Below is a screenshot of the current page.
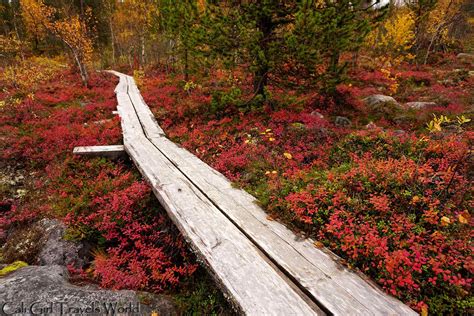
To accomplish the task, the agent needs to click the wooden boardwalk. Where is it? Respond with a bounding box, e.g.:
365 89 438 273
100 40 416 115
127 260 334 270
108 71 417 315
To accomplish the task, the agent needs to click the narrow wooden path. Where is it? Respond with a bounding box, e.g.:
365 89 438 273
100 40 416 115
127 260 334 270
108 71 417 315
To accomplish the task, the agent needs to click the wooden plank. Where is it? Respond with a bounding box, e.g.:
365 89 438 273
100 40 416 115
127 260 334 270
110 70 416 315
73 145 126 159
108 70 128 94
126 77 165 138
112 73 323 315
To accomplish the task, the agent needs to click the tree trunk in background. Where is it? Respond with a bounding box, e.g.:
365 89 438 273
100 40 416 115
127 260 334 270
141 35 146 67
184 47 189 82
253 12 272 98
109 18 116 65
72 50 89 87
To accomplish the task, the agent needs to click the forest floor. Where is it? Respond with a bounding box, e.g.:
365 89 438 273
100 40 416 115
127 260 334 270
138 54 473 314
0 69 232 315
0 53 473 314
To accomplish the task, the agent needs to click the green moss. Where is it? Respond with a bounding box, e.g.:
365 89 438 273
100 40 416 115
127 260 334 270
0 261 28 277
173 267 235 315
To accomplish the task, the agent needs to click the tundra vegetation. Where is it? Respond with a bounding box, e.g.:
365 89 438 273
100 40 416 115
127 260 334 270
0 0 473 314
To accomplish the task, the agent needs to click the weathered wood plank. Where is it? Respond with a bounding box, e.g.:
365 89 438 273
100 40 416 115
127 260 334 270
126 80 165 137
110 70 417 315
73 145 126 159
112 71 323 315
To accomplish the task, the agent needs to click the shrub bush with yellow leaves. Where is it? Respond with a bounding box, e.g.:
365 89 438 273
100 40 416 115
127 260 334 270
1 56 66 93
365 8 416 68
421 0 466 60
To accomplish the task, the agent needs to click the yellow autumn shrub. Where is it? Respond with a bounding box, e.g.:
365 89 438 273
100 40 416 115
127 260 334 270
365 8 416 67
425 0 465 48
1 56 66 92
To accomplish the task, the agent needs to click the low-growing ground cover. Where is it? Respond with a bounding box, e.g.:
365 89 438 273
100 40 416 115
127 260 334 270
140 56 473 314
0 67 228 314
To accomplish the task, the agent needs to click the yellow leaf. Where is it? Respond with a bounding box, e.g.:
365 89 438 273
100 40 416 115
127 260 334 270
244 139 250 144
440 216 451 226
271 170 277 174
421 305 428 316
265 128 272 132
283 152 293 160
314 241 324 248
151 311 160 316
265 171 270 175
458 214 468 224
269 137 275 142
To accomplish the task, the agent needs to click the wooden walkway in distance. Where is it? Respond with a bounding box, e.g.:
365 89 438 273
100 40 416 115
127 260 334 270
108 70 417 315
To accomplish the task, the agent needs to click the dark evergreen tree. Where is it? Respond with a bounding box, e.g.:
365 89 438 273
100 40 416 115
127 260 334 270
288 0 387 94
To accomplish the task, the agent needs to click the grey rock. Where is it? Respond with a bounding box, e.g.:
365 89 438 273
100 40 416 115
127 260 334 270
443 124 459 133
334 116 352 127
393 130 406 136
363 94 402 118
406 102 437 110
363 95 400 109
0 265 176 316
37 219 88 268
393 115 414 125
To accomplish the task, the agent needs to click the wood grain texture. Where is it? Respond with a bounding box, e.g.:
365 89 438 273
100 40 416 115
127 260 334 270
108 70 418 316
110 71 323 316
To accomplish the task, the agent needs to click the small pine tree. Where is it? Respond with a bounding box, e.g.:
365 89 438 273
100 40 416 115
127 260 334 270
159 0 204 81
289 0 387 94
205 0 298 99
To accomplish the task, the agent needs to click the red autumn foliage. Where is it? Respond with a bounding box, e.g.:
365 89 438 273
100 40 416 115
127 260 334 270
139 57 473 313
0 69 196 293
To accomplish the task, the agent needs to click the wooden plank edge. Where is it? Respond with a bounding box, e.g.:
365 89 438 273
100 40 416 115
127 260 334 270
73 145 127 159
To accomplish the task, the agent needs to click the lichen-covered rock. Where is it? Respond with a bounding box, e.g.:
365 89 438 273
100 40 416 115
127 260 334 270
0 265 176 315
36 219 89 268
363 94 400 108
393 115 415 126
406 102 437 109
393 130 406 136
2 219 89 268
1 225 44 264
0 261 28 277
